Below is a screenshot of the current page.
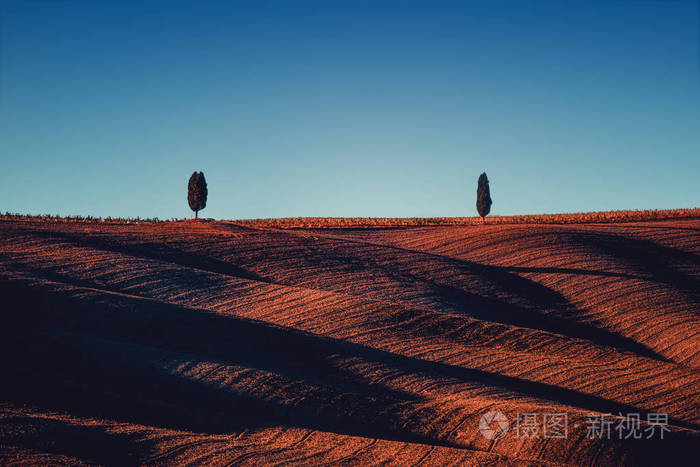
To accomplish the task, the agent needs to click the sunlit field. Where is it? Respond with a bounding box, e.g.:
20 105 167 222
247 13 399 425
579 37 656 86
2 214 699 465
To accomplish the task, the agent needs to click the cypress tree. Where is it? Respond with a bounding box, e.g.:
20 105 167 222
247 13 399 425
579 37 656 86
187 171 208 220
476 172 492 223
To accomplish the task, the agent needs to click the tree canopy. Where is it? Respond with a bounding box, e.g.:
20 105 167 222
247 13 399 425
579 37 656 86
476 172 492 221
188 171 208 219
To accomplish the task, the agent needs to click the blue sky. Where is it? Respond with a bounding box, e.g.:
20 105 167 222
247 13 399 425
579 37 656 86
1 0 698 219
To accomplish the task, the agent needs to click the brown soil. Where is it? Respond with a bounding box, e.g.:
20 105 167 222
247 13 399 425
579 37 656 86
1 218 698 465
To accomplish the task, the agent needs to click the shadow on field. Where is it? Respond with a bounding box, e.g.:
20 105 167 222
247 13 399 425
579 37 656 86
1 276 697 442
0 277 432 446
575 231 700 295
286 234 670 361
5 225 672 362
0 415 146 466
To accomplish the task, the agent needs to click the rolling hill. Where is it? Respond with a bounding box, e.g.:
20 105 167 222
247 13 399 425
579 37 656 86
1 215 699 465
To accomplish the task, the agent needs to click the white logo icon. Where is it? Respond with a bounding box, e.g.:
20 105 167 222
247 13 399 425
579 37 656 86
479 411 509 440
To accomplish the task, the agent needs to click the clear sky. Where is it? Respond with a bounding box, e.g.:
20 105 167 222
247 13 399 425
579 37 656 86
1 0 698 220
